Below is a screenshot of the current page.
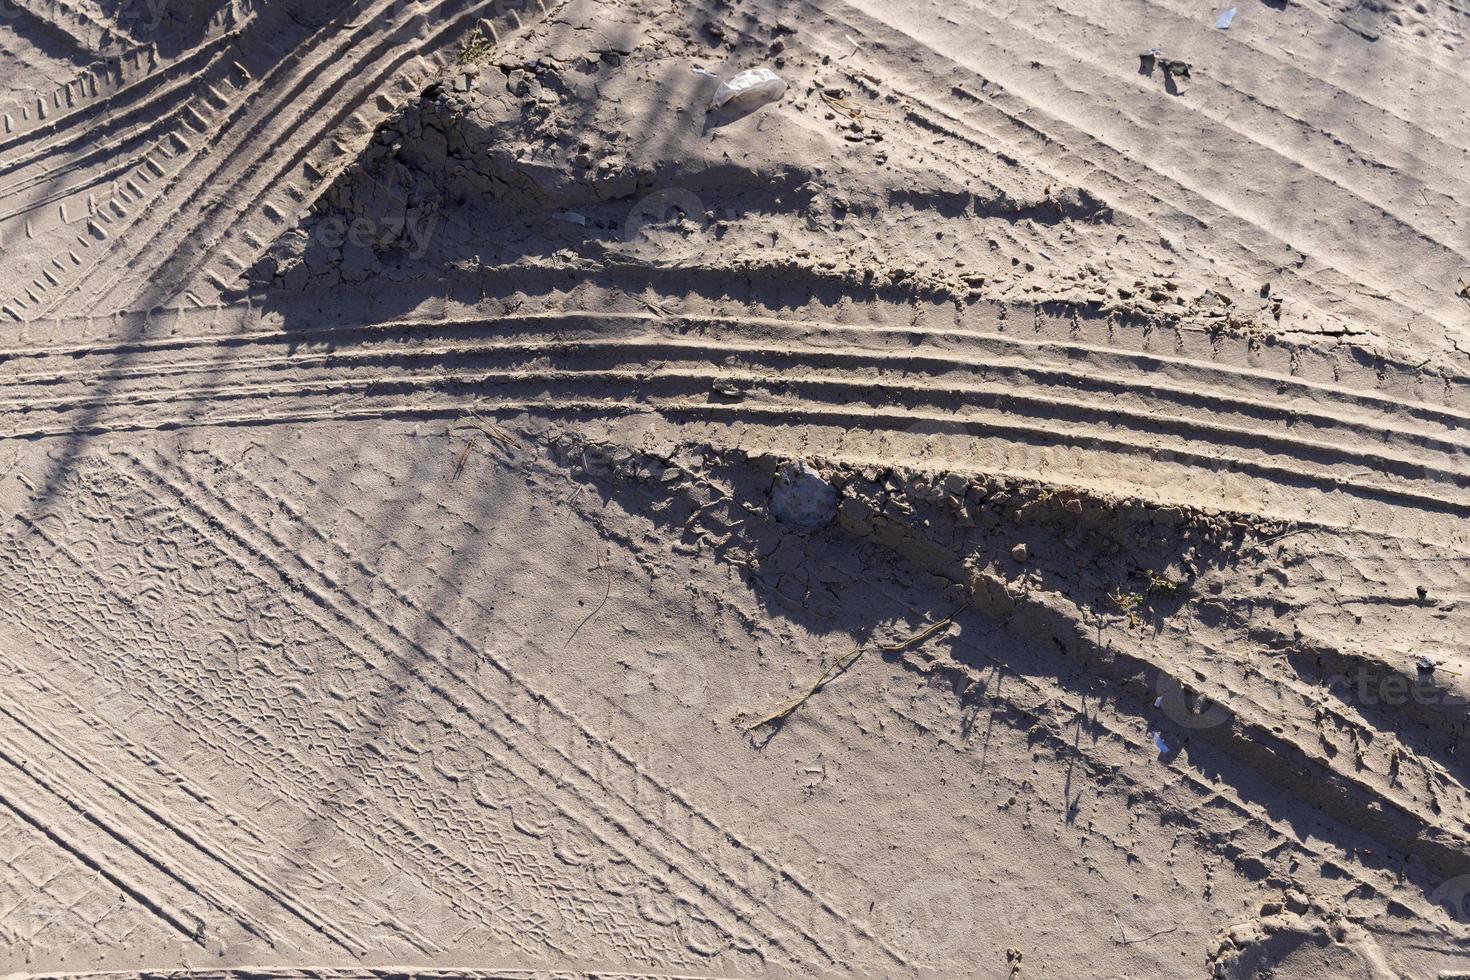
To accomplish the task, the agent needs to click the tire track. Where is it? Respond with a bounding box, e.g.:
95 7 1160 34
5 323 1467 461
0 680 382 955
0 310 1465 526
2 0 410 317
0 37 243 194
1024 0 1470 258
0 717 294 951
3 0 138 61
0 54 256 319
4 0 1466 970
146 446 909 971
1 510 567 962
0 0 262 163
179 1 557 304
544 434 1470 960
1 379 1465 539
0 652 441 955
1 306 1464 433
3 338 1469 500
789 0 1457 351
1130 0 1470 156
829 453 1470 881
47 0 520 317
0 740 212 946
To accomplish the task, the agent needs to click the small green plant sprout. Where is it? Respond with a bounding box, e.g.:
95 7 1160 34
1109 568 1185 630
1145 570 1179 595
1112 590 1146 630
458 29 494 65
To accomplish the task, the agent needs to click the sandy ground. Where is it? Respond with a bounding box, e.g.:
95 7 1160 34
0 0 1468 977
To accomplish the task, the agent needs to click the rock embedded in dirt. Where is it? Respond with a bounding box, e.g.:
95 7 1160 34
770 461 838 529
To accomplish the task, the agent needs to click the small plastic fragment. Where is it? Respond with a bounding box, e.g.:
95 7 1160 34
1152 732 1170 755
1217 7 1237 29
708 67 787 112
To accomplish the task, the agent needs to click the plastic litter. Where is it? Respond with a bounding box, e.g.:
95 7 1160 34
1152 732 1170 755
1216 7 1237 29
553 211 587 226
708 67 787 112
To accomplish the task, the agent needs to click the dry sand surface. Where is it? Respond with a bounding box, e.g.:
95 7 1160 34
0 0 1468 976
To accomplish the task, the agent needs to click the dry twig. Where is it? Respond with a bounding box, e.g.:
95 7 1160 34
744 609 960 731
461 408 517 452
452 437 477 481
565 550 612 649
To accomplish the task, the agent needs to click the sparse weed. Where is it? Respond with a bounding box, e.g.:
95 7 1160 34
1111 569 1182 629
457 29 495 65
1112 590 1145 630
1146 570 1178 595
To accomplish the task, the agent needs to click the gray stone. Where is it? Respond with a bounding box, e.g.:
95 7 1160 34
771 461 837 530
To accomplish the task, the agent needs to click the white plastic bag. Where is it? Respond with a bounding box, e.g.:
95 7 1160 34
708 67 787 112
